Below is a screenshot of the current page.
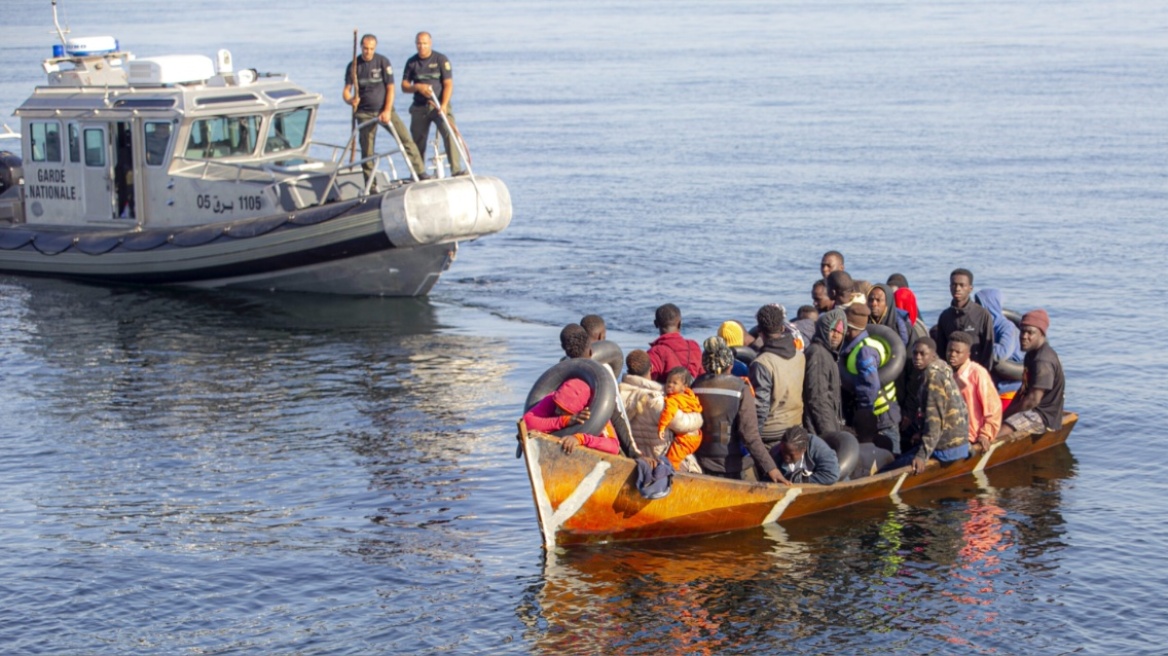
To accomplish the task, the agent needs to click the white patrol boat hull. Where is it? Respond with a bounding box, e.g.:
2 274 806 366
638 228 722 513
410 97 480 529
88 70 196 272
0 175 511 296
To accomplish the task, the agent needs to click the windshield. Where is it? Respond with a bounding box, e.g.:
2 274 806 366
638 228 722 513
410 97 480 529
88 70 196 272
184 115 261 159
264 108 312 154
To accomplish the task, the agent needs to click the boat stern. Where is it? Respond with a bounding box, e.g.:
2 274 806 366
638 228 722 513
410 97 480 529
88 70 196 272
379 175 512 247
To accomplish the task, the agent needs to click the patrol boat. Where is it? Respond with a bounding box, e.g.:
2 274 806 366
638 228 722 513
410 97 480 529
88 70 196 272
0 11 511 296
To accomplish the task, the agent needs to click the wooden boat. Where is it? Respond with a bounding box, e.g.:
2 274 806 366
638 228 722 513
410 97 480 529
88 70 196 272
517 412 1077 547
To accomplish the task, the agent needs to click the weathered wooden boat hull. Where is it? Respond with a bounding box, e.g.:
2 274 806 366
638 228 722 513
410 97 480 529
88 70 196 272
520 413 1077 546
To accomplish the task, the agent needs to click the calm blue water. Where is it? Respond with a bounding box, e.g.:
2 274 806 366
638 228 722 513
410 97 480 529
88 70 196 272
2 0 1167 653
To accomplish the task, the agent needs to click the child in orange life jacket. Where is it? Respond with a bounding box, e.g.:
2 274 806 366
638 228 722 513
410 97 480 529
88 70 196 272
658 367 704 470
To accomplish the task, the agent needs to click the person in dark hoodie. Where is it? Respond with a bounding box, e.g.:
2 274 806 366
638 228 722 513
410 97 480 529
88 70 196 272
693 337 787 484
749 304 806 447
974 288 1024 394
868 283 911 346
935 268 995 371
802 308 846 437
840 303 902 454
647 303 705 383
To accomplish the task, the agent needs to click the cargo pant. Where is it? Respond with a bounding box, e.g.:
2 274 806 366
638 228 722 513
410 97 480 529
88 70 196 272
409 103 464 175
355 110 426 181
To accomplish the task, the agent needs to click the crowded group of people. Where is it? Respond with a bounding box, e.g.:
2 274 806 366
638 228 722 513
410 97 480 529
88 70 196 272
522 251 1066 492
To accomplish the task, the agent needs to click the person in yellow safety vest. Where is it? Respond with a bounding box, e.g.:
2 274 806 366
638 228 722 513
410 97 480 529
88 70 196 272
839 303 903 455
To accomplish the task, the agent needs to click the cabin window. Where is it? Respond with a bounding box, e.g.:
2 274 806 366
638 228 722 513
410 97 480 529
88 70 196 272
264 108 312 154
29 122 62 163
184 115 261 159
144 122 173 166
68 124 81 163
84 129 106 167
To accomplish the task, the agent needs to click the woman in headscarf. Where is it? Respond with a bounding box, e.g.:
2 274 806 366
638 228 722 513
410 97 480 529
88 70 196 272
691 336 786 483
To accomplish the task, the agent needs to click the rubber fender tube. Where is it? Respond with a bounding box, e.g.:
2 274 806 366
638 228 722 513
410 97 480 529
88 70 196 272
732 345 757 364
993 358 1024 381
854 442 895 479
839 323 907 391
524 358 617 438
819 430 860 482
993 308 1024 381
589 339 623 378
1003 308 1022 328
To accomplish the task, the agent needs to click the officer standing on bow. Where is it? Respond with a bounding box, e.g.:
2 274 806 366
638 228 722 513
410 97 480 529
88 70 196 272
342 33 427 182
402 31 465 176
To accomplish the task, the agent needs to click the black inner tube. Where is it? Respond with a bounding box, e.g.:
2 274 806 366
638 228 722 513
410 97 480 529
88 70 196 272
524 358 617 437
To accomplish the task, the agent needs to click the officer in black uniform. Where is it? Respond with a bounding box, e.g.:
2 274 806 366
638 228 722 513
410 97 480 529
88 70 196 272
401 31 464 176
342 34 427 182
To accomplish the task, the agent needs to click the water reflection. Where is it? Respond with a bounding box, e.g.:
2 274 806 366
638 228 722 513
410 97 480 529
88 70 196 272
520 447 1076 653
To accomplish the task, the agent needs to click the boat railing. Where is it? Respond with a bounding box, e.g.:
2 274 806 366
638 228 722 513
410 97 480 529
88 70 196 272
0 124 20 144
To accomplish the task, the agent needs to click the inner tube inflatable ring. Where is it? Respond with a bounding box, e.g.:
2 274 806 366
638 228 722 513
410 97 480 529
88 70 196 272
589 339 624 378
993 309 1025 381
524 358 617 438
839 323 907 392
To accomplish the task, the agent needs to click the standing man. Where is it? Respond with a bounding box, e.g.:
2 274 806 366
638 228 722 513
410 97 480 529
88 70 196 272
934 268 994 371
402 32 465 176
999 310 1065 438
343 34 427 182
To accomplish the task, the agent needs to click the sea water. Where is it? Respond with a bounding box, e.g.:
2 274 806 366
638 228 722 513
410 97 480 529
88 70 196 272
0 0 1166 653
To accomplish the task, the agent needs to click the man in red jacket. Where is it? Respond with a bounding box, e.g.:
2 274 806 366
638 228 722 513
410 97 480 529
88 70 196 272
648 303 704 383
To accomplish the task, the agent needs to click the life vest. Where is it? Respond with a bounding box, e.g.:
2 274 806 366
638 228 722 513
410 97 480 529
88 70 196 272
845 337 898 416
692 375 746 463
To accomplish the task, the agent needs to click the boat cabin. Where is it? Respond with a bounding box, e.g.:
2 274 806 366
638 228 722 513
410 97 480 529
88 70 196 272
6 38 407 231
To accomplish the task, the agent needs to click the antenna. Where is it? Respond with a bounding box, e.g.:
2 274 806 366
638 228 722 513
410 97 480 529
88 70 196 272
51 0 71 46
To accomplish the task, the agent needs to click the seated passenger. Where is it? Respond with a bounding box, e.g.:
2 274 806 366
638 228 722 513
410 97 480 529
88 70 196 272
580 314 607 343
773 426 840 485
750 304 805 449
900 337 970 474
717 319 752 378
692 337 785 483
522 378 620 455
1000 310 1065 439
792 305 818 345
974 288 1025 395
559 323 591 359
812 280 833 313
802 308 846 438
648 303 705 383
868 283 910 346
619 349 667 458
658 367 704 471
947 331 1002 452
826 270 864 308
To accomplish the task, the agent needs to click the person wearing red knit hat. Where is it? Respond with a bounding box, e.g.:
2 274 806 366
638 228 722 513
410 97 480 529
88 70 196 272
1000 309 1065 438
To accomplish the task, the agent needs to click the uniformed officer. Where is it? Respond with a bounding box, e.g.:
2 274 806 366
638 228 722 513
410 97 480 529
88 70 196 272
401 32 465 176
342 34 427 182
